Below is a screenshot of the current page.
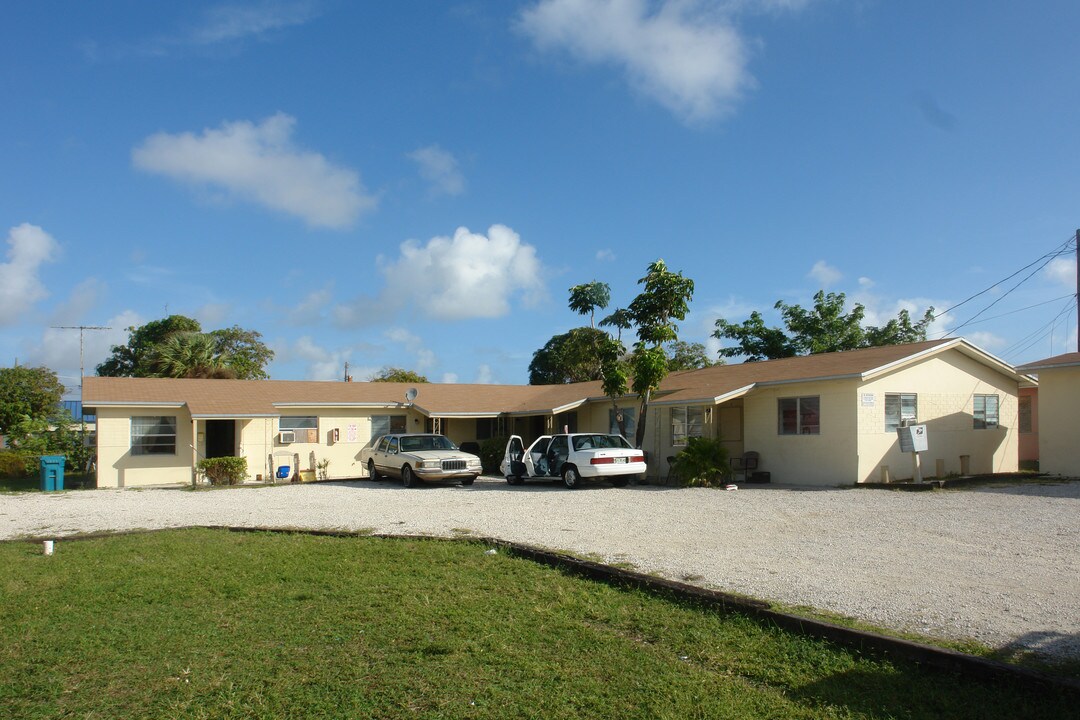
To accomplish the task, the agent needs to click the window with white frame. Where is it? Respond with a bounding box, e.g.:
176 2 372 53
973 394 999 429
671 406 704 446
778 396 820 435
884 393 917 432
131 416 177 455
279 415 318 443
609 407 636 438
371 414 407 437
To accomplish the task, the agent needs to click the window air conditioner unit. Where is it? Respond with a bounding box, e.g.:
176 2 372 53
278 431 295 444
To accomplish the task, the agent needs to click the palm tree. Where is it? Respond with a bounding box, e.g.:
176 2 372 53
150 333 236 379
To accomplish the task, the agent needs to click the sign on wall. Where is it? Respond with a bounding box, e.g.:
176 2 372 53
897 424 928 453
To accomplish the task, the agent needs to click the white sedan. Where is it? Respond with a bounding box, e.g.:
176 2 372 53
361 433 482 487
500 433 646 488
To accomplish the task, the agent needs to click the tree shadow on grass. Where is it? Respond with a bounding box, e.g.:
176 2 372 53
792 665 1075 720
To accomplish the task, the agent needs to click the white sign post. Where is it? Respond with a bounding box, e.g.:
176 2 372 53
896 424 928 482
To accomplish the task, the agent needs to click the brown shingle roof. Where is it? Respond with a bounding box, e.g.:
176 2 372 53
82 376 605 417
83 339 1025 417
1016 351 1080 372
651 338 1013 404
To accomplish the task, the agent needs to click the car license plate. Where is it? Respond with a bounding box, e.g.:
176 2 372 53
614 457 627 464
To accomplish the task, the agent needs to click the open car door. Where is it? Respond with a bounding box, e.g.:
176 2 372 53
501 435 526 480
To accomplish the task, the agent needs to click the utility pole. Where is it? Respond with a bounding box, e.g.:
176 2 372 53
1075 229 1079 352
51 325 111 431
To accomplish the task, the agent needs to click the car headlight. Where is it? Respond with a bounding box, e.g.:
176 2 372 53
418 460 441 469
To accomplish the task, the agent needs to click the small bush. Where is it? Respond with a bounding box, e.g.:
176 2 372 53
672 437 732 488
478 436 509 475
196 457 248 486
0 450 35 477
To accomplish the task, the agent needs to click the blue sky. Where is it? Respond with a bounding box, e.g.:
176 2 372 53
2 1 1079 395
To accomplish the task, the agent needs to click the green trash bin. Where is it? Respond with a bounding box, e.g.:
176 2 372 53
40 455 65 492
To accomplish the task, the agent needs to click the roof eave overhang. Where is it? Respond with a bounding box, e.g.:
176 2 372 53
84 401 186 409
648 384 756 407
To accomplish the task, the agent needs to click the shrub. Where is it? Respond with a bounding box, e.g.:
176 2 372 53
196 457 248 486
478 436 509 475
0 450 34 477
672 437 732 488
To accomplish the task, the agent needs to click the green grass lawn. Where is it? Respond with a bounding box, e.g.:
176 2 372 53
0 529 1073 719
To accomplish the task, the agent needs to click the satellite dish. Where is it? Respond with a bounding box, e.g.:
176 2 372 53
405 388 418 404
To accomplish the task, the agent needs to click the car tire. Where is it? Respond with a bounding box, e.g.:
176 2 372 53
367 460 380 481
562 466 580 489
461 476 476 486
506 475 524 486
402 465 417 488
611 476 630 488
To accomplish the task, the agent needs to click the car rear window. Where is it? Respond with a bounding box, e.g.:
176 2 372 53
572 434 632 451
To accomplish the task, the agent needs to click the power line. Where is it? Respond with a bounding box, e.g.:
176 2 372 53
944 239 1075 338
937 233 1075 318
937 293 1075 329
999 298 1075 361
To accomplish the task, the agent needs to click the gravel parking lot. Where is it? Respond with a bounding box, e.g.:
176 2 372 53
3 477 1079 662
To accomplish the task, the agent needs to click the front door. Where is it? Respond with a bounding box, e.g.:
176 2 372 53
205 420 236 458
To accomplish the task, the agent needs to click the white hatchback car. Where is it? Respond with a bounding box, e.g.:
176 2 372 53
500 433 646 488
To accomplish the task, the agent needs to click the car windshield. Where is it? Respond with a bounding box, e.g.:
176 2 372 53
399 435 457 452
572 434 632 451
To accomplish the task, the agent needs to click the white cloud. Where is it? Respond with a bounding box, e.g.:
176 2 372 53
286 288 332 326
965 331 1006 351
27 309 140 390
441 372 459 384
49 278 106 325
384 328 437 370
195 302 231 327
132 113 376 228
1044 256 1075 289
519 0 753 122
807 260 842 288
408 144 466 196
474 364 495 384
190 1 320 45
381 224 545 321
596 248 616 262
0 223 61 325
286 335 357 381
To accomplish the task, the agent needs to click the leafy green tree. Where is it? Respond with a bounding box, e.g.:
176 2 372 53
598 307 633 342
626 259 695 447
713 291 934 361
370 367 429 383
864 308 936 347
209 326 274 380
666 341 717 371
97 315 201 377
712 311 798 362
777 291 867 355
528 327 608 384
568 281 611 328
0 366 65 434
3 414 93 475
97 315 274 379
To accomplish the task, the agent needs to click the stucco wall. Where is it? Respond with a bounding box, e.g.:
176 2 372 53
856 352 1019 482
96 407 194 488
1033 365 1080 477
742 379 859 486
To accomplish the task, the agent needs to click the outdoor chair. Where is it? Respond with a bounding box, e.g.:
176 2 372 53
730 451 759 480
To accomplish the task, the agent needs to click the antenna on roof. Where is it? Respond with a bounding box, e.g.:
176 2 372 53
405 387 418 405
